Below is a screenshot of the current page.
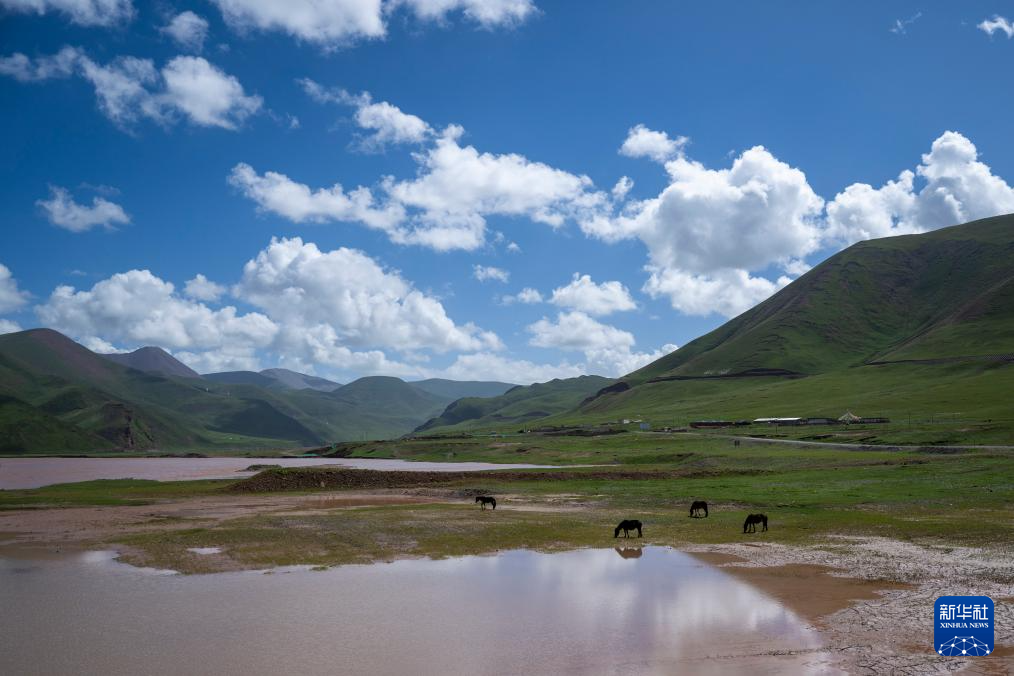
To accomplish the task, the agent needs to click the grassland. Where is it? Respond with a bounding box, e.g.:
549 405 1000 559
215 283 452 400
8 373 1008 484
2 432 1011 575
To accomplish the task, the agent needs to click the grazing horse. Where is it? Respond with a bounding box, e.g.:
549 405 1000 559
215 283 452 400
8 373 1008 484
614 519 643 538
689 500 709 518
743 513 768 533
475 496 496 510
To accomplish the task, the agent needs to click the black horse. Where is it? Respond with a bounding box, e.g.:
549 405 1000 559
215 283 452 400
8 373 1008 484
475 496 496 510
689 500 709 518
743 513 768 533
614 519 643 538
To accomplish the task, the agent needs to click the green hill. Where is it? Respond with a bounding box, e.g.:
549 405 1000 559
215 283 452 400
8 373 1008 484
628 215 1014 382
0 331 454 453
101 346 201 379
409 378 516 400
415 375 614 434
556 215 1014 443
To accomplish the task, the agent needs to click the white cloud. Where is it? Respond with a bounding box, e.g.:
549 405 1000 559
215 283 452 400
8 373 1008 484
501 287 542 304
0 46 82 82
234 236 502 355
0 264 29 314
825 131 1014 245
0 319 22 335
528 310 673 376
397 0 536 28
80 335 127 353
36 186 130 232
160 56 262 129
234 124 607 251
208 0 535 49
472 264 509 283
506 241 521 253
619 124 688 163
184 274 227 302
162 11 210 52
585 144 823 317
36 270 280 356
979 15 1014 38
228 162 405 230
0 0 133 26
209 0 387 48
643 267 791 318
550 273 635 316
889 12 921 35
611 176 633 200
0 48 261 130
439 352 583 385
299 80 432 150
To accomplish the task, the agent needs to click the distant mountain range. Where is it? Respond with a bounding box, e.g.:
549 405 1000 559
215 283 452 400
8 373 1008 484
0 330 516 453
3 215 1012 452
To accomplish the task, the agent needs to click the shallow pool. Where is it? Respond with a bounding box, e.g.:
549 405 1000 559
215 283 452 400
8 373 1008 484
0 546 837 675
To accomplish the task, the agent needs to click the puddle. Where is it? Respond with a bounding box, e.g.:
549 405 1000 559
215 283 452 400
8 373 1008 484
0 546 838 674
187 547 222 555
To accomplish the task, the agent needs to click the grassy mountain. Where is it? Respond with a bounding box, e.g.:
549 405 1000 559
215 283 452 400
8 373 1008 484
101 346 201 379
410 378 516 400
415 375 615 434
260 368 341 392
203 371 278 388
559 215 1014 443
628 215 1014 382
0 331 452 453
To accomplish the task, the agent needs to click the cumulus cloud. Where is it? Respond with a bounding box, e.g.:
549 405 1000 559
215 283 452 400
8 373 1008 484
550 273 635 316
440 351 583 385
0 47 261 130
619 124 688 163
528 310 674 376
472 264 509 283
36 186 130 232
0 319 23 335
0 46 82 82
183 274 227 302
228 162 405 230
0 264 30 314
0 0 133 26
162 11 210 52
208 0 535 49
979 16 1014 38
299 80 432 150
824 131 1014 245
587 141 824 317
234 236 501 354
501 287 542 304
397 0 536 28
234 124 607 251
36 270 280 357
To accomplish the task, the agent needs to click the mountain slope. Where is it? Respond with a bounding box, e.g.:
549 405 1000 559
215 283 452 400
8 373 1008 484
410 378 516 400
102 347 201 379
260 368 341 392
628 215 1014 383
415 375 615 434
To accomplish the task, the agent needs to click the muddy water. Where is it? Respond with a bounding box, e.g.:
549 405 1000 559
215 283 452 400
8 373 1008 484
0 547 836 675
0 457 569 490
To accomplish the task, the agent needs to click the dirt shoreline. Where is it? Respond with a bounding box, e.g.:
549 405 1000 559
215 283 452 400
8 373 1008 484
0 492 1010 675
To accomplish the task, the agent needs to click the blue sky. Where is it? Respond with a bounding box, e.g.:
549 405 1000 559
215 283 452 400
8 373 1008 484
1 1 1013 383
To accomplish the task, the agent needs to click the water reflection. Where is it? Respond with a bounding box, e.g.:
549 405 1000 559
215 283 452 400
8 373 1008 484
0 547 835 675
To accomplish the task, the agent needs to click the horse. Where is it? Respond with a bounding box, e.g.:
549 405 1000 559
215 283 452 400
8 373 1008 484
743 513 768 533
689 500 709 518
614 519 643 538
475 495 496 510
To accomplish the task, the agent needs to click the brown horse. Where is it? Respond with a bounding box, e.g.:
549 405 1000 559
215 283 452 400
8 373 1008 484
475 496 496 510
689 500 708 518
614 519 643 538
743 513 768 533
